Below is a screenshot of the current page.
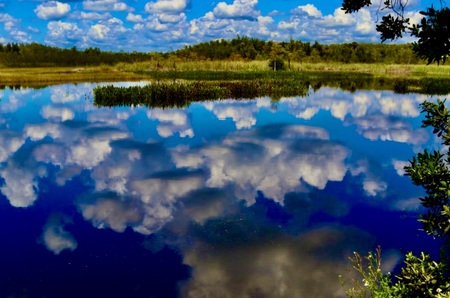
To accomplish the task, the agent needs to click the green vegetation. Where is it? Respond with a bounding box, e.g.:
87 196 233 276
340 0 450 296
93 79 309 108
0 66 147 86
0 38 425 69
1 37 450 87
342 0 450 65
342 101 450 297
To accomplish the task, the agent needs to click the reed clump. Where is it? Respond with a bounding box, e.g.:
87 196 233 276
93 79 309 108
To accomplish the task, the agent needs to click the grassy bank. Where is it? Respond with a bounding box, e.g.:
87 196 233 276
0 66 147 86
116 60 450 79
0 61 449 87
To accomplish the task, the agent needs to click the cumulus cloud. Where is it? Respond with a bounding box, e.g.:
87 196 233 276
213 0 259 20
78 195 144 232
0 162 39 208
88 18 128 42
41 105 75 121
147 108 194 138
46 21 83 46
83 0 131 12
50 84 93 104
130 169 205 234
291 4 322 18
172 124 349 204
40 215 78 255
34 1 71 20
71 11 111 20
392 159 409 176
203 98 270 130
350 114 429 145
182 224 374 298
363 179 388 196
126 12 144 23
0 131 24 163
145 0 189 14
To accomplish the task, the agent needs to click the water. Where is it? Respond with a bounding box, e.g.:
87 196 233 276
0 83 442 297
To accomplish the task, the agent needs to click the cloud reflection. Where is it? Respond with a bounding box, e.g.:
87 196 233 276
40 215 78 255
0 84 431 267
181 222 374 298
147 108 194 138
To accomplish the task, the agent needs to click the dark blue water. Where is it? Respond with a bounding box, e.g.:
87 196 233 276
0 83 442 297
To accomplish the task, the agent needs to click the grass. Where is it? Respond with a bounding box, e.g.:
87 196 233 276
93 79 310 108
115 60 450 79
1 60 449 88
0 65 147 86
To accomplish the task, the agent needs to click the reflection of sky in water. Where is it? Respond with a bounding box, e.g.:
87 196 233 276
0 83 443 297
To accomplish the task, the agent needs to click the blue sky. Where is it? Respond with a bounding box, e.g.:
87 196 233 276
0 0 428 52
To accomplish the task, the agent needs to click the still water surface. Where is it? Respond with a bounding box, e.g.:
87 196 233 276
0 83 443 297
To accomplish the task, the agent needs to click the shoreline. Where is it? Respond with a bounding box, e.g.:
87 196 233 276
0 62 449 86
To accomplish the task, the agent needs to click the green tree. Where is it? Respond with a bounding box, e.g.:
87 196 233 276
341 0 450 64
406 99 450 238
268 42 286 71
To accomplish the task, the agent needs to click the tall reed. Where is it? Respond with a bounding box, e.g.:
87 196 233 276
93 79 310 108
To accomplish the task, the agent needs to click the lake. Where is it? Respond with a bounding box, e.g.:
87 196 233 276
0 82 442 297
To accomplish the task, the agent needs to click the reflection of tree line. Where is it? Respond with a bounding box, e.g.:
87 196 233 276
93 76 450 108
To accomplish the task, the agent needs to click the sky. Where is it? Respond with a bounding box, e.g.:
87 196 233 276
0 0 428 52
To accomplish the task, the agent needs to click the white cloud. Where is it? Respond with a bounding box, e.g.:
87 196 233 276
172 125 348 204
41 106 75 121
126 13 144 23
71 11 111 20
130 171 205 234
291 4 322 18
87 18 128 42
159 13 186 23
50 84 92 104
380 96 420 117
392 159 409 176
213 0 259 20
203 98 270 130
83 0 131 12
68 131 128 169
46 21 83 45
34 1 71 20
33 143 68 167
0 13 19 32
363 179 388 196
0 163 39 207
351 114 429 145
321 8 355 27
147 108 194 138
78 196 144 232
40 215 78 255
145 0 189 14
0 131 24 163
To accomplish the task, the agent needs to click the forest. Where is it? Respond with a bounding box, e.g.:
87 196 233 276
0 36 422 68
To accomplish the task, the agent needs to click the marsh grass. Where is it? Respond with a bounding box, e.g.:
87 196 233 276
1 61 449 92
116 60 450 79
93 79 309 108
0 66 146 85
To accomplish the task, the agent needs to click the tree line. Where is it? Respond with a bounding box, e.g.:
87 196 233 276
0 42 150 67
174 36 421 65
0 37 423 68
